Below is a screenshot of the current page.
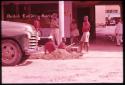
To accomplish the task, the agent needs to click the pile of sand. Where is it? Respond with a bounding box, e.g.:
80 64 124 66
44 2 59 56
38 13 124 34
29 49 82 60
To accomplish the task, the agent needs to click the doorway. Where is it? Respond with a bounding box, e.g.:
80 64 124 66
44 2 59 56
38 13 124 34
77 7 95 40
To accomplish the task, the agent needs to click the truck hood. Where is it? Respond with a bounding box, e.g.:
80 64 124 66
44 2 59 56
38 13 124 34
2 21 37 33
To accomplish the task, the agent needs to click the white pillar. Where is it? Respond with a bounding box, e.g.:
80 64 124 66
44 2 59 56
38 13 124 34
59 1 64 43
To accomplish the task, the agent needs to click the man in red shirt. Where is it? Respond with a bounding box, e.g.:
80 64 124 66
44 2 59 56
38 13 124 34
80 16 91 53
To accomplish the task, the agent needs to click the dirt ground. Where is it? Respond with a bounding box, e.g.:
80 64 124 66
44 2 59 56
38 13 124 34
2 37 123 83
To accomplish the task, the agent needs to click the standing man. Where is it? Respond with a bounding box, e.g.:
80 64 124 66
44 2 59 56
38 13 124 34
80 16 91 53
50 13 60 46
70 19 80 45
33 16 41 37
115 18 123 46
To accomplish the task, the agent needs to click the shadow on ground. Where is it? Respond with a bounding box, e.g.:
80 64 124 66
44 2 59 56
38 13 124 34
89 35 123 52
17 61 32 66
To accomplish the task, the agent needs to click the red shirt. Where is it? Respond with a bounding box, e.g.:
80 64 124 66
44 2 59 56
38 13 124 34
82 21 90 32
44 41 56 53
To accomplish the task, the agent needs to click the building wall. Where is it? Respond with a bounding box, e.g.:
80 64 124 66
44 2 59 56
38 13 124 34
1 4 4 20
95 5 105 25
2 1 122 41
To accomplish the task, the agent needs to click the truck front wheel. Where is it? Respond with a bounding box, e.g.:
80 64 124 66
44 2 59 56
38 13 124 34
2 39 22 66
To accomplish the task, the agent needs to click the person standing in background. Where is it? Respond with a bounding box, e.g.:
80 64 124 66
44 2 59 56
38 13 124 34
115 18 123 46
80 16 91 53
33 16 42 37
70 19 80 45
50 13 60 46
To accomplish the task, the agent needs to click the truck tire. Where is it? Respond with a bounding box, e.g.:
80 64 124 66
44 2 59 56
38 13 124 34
2 39 22 66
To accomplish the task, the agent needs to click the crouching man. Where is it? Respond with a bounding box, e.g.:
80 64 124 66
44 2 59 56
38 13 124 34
44 39 56 54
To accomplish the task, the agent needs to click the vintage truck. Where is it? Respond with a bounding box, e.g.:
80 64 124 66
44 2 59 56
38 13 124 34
2 21 40 66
